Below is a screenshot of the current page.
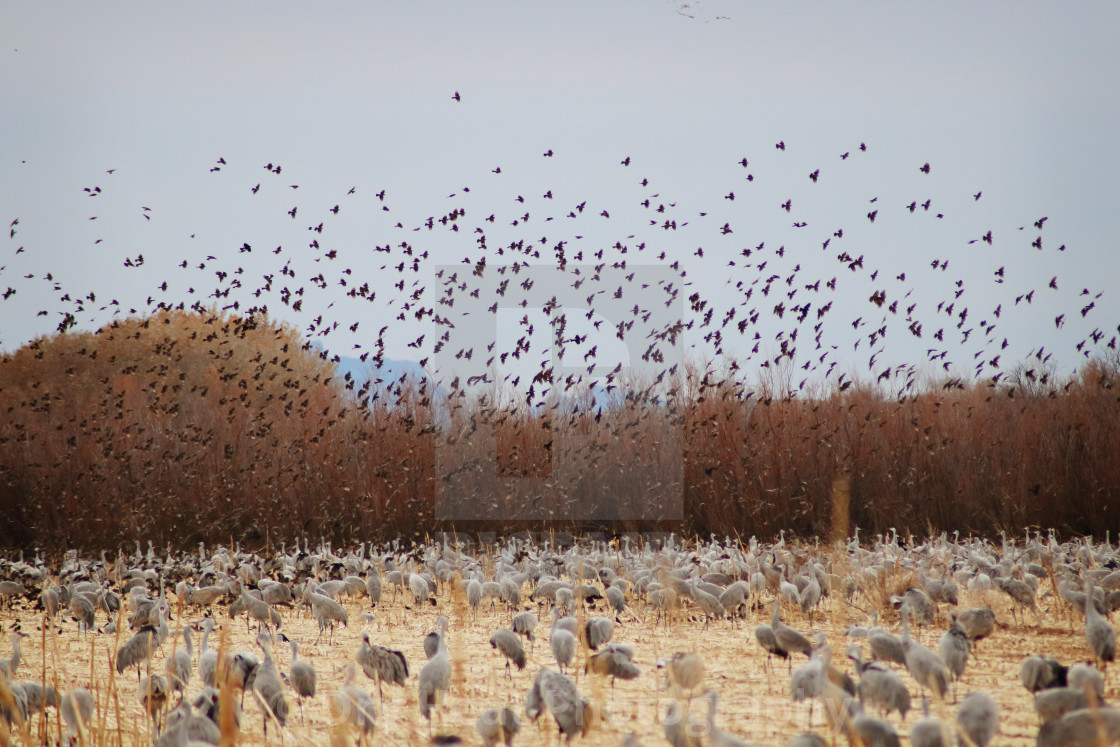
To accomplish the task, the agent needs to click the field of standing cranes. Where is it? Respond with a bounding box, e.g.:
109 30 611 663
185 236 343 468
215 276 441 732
0 533 1118 746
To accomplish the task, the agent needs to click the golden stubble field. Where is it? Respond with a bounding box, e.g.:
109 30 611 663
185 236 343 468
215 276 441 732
1 575 1114 746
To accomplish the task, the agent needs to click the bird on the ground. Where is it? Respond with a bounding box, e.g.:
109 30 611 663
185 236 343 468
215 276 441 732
526 668 592 743
419 616 451 724
333 663 377 741
251 632 288 738
281 634 316 721
586 644 640 686
476 706 520 747
956 691 999 747
847 645 911 720
489 628 526 677
357 631 408 701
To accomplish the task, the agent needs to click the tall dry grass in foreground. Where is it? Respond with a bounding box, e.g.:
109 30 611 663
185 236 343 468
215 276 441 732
0 310 1118 550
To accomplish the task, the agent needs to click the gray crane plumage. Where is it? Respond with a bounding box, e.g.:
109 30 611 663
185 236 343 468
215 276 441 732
166 626 193 696
490 628 526 675
1084 580 1117 670
705 690 753 747
526 668 591 743
357 631 408 700
847 645 911 720
284 635 316 721
333 663 377 739
419 616 450 722
252 632 288 737
938 614 969 699
477 706 520 747
901 606 949 700
956 691 998 747
1036 707 1120 747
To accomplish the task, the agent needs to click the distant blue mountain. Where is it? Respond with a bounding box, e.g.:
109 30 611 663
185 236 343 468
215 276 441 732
334 355 430 391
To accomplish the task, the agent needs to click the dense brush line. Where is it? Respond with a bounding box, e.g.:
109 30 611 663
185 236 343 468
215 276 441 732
0 311 1118 551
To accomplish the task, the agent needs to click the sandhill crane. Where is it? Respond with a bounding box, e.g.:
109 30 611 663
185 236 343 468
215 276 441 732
409 570 435 606
791 635 830 726
1034 687 1094 723
995 574 1041 625
357 631 408 700
800 574 822 623
61 688 94 742
648 587 678 627
956 607 995 657
771 601 813 671
606 585 627 619
663 699 701 747
584 616 614 650
424 615 449 659
688 578 726 627
489 628 525 676
252 632 288 738
466 578 484 617
304 586 348 644
512 611 537 650
938 613 969 700
281 634 315 721
156 699 221 747
165 627 192 698
852 711 901 747
1084 580 1116 671
1036 707 1120 747
891 587 935 628
476 706 520 747
15 681 59 725
419 616 451 724
1020 655 1068 693
526 668 591 743
659 652 706 699
956 691 999 746
329 663 378 743
1067 662 1105 701
333 663 377 743
900 605 949 702
550 611 577 674
365 570 382 608
847 645 911 720
238 587 280 634
116 621 163 680
139 673 169 733
909 707 949 747
196 619 219 688
1 680 28 729
755 620 787 672
586 644 640 686
259 579 295 608
704 690 752 747
0 631 27 678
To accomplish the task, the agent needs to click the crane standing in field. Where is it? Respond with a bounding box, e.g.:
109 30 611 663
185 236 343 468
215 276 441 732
419 615 451 727
281 634 316 721
357 631 409 701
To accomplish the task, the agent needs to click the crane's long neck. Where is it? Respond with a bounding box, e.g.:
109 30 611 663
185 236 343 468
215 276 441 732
184 628 193 657
10 636 20 672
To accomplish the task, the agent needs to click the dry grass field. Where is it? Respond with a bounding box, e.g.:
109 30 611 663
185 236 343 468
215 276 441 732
0 561 1114 746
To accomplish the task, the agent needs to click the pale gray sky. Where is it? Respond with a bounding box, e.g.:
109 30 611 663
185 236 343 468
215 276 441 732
3 2 1117 392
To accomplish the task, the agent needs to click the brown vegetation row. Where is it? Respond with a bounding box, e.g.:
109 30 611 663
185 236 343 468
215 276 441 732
1 310 1118 551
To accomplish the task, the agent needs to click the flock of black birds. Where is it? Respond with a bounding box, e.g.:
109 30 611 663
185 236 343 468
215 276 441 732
3 113 1115 415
